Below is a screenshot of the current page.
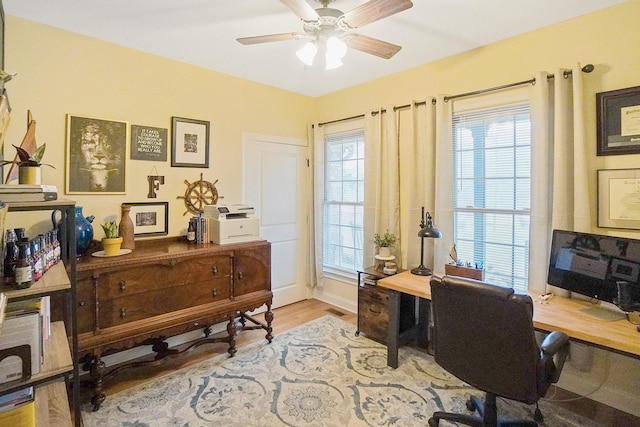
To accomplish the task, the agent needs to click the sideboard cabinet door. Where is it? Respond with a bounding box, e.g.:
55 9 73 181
233 245 271 296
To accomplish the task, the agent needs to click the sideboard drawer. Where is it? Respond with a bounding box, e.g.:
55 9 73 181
98 254 232 300
98 278 231 328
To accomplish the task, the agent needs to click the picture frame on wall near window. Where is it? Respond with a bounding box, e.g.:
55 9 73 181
171 117 210 168
597 168 640 230
596 86 640 156
126 201 169 236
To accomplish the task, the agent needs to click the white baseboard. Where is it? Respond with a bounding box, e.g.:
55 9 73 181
312 288 357 314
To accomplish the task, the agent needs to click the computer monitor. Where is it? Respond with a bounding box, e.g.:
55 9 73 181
547 229 640 306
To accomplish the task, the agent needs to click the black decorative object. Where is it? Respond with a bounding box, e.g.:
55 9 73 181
411 206 442 276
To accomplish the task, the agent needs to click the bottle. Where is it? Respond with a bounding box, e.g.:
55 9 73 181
3 229 18 286
31 237 43 282
15 240 34 289
52 229 61 264
14 227 25 241
187 220 196 243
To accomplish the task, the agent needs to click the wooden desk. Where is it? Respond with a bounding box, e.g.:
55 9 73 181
378 271 640 368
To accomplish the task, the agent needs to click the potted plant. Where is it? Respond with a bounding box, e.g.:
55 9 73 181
101 221 123 256
0 144 55 185
373 230 397 257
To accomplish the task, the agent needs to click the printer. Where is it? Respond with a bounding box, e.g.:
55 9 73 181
203 204 260 245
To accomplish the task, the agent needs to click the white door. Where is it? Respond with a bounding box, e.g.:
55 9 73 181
243 133 309 308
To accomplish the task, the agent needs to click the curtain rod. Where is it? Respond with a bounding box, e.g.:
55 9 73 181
317 64 594 127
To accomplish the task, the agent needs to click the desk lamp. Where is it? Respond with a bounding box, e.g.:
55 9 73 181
411 207 442 276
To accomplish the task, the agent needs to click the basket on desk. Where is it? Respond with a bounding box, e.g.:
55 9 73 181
444 263 485 281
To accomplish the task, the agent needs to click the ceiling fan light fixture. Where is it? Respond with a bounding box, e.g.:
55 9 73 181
326 36 347 59
325 55 343 70
296 41 318 66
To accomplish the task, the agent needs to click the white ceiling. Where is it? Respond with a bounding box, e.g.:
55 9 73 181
3 0 626 97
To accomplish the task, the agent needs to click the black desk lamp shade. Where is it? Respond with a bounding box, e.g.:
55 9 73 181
411 207 442 276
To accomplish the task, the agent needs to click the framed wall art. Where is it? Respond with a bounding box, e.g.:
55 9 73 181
597 168 640 229
131 124 168 161
66 115 128 194
171 117 210 168
126 201 169 236
596 85 640 156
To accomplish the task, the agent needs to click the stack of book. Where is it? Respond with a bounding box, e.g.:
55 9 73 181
0 386 35 427
0 184 57 203
0 297 49 384
189 215 211 244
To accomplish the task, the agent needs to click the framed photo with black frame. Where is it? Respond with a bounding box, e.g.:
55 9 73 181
126 201 169 236
171 117 210 168
597 168 640 230
596 86 640 156
66 115 128 194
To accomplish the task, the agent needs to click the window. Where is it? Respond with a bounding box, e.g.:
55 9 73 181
452 104 531 291
323 129 365 273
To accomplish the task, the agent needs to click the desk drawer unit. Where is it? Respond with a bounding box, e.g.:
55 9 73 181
358 283 391 342
357 274 416 345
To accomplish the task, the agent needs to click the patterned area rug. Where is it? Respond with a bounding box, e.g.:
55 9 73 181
81 315 598 426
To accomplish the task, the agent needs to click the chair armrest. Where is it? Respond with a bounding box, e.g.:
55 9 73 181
541 331 569 355
540 331 570 383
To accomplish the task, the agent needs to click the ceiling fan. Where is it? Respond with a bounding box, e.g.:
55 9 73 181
237 0 413 68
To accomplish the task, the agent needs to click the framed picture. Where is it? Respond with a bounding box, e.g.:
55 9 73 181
171 117 210 167
126 202 169 236
597 168 640 229
596 86 640 156
66 115 128 194
131 124 168 161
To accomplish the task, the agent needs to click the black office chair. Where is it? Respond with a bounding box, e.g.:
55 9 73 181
428 275 570 427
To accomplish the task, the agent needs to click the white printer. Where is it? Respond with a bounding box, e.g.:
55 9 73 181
203 204 260 245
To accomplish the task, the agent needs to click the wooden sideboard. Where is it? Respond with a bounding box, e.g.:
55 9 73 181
73 238 273 410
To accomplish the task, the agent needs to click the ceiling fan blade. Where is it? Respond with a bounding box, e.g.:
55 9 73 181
341 0 413 29
280 0 321 23
237 32 308 45
345 33 402 59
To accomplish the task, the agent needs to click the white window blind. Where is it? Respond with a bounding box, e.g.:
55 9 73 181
323 128 365 273
452 104 531 291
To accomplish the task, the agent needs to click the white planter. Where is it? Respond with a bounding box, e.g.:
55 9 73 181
378 246 391 257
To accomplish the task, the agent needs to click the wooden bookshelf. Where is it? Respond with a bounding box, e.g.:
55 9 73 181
35 381 72 427
0 322 72 394
0 263 71 300
1 200 79 426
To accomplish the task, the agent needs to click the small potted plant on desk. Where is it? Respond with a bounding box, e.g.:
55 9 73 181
373 230 397 258
101 221 122 256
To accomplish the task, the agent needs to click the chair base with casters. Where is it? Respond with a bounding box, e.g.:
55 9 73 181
429 393 541 427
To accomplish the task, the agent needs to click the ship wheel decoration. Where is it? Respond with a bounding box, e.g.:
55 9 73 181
177 173 223 215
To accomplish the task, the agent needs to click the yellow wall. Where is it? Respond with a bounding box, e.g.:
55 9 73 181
315 0 640 416
5 0 640 416
4 15 315 236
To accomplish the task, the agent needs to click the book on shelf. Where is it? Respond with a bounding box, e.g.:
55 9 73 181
0 184 57 193
6 295 50 341
0 386 33 412
0 386 35 427
0 293 6 333
0 306 42 384
0 192 57 203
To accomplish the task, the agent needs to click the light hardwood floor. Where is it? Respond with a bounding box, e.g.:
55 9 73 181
81 298 639 426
